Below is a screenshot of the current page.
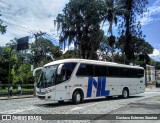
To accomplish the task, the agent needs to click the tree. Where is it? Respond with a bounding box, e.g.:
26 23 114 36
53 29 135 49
55 0 104 59
0 46 8 84
117 35 153 65
61 50 78 59
0 14 7 34
0 46 17 84
99 35 112 61
119 0 148 62
102 0 125 61
31 38 62 66
16 62 33 84
133 37 153 66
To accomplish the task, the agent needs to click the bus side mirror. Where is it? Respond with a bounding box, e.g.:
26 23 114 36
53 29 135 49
57 64 64 75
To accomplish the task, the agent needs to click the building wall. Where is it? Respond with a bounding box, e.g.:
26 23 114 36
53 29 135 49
146 65 155 82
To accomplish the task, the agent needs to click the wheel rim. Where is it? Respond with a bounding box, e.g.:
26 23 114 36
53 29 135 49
123 90 128 97
76 93 81 102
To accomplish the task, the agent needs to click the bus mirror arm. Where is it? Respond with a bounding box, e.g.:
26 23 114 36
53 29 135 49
57 64 64 75
33 67 43 77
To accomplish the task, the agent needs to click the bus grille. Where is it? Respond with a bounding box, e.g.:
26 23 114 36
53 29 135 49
38 96 45 99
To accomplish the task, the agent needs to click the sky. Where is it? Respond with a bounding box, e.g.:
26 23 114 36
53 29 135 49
0 0 160 61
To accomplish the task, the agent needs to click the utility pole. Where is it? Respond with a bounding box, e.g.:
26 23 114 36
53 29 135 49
33 31 46 96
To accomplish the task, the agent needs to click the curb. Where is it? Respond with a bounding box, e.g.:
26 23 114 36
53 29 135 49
0 95 35 100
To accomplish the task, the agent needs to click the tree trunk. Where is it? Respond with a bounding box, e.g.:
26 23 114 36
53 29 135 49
124 0 133 62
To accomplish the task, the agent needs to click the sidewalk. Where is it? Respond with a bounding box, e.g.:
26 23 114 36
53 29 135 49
145 85 160 92
0 95 35 100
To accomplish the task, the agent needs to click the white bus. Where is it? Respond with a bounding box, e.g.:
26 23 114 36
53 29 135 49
33 59 145 104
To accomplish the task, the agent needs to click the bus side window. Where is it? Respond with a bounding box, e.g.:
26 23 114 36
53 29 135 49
108 67 115 77
56 63 77 83
76 64 87 76
76 64 94 76
136 69 144 78
122 68 129 77
94 65 108 77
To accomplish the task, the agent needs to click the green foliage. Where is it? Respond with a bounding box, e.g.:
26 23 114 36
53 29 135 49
31 38 62 66
0 14 7 34
16 62 33 84
100 36 109 52
61 50 78 59
108 36 115 47
56 0 104 59
102 0 125 35
11 62 34 84
117 35 153 65
119 0 148 61
0 46 18 84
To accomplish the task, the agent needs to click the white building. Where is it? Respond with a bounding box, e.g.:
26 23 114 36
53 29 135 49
146 65 155 82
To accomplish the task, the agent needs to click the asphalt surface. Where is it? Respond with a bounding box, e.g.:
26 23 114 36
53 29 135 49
92 87 160 123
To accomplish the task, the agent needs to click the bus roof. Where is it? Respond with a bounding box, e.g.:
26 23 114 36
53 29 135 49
44 58 144 69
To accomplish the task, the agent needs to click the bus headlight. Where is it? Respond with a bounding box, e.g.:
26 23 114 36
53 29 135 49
45 88 55 93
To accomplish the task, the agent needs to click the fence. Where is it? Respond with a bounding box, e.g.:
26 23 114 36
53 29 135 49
0 84 34 97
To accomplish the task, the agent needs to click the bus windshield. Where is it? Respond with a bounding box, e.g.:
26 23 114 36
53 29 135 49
38 65 58 88
37 63 77 88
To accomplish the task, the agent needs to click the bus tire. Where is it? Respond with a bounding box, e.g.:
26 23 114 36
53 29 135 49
122 88 129 99
72 90 82 104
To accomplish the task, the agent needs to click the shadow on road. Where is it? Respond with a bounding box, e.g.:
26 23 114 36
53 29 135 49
34 95 144 108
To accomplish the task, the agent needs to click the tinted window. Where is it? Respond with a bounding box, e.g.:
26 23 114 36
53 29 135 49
76 64 94 76
94 65 108 76
122 68 129 77
77 64 144 78
108 67 117 77
136 69 144 78
56 63 77 83
128 69 138 78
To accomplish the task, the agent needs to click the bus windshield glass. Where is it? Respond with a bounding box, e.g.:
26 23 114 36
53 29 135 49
37 63 77 88
38 65 58 88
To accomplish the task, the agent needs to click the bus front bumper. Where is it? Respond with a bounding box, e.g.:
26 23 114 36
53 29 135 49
36 87 55 101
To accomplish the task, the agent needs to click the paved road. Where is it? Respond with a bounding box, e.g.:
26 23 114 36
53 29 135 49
93 94 160 123
0 91 160 123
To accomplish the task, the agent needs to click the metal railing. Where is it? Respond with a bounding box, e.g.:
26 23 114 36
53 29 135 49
0 84 34 97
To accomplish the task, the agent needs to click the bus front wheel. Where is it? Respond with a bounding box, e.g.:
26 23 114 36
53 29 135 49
72 91 83 104
122 88 129 99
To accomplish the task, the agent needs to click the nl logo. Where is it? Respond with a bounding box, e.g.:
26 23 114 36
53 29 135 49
87 77 110 97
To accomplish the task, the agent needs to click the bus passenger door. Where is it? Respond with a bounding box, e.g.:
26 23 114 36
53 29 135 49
55 68 68 101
